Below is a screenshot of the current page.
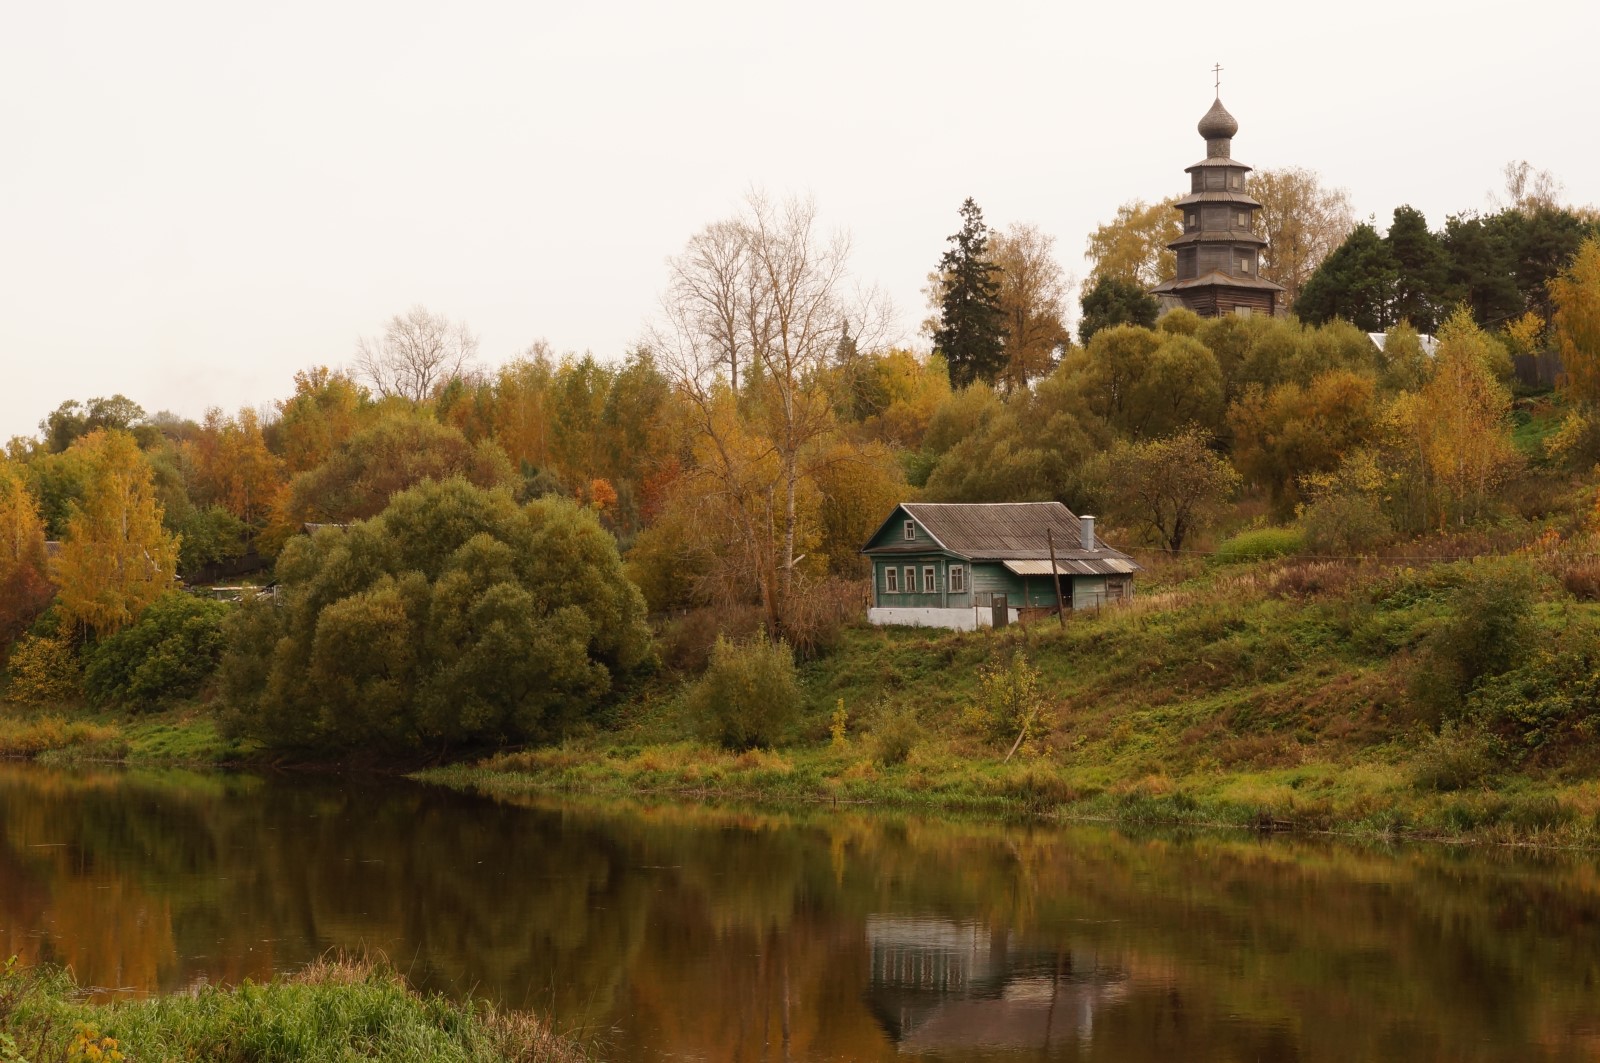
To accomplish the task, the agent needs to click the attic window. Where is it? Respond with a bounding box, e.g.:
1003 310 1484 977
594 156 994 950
903 520 915 540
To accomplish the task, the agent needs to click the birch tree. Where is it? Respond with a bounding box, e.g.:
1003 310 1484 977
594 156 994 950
653 192 890 633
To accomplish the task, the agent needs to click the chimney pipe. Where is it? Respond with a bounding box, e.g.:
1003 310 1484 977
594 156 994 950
1080 515 1095 551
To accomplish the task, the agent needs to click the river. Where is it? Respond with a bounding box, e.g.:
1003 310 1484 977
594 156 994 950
1 762 1598 1060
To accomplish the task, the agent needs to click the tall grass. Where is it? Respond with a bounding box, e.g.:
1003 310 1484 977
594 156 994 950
0 956 588 1063
0 716 121 757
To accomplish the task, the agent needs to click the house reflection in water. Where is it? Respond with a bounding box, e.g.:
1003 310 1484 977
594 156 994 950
865 915 1127 1054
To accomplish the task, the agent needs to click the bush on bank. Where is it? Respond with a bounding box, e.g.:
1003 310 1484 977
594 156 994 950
218 477 652 755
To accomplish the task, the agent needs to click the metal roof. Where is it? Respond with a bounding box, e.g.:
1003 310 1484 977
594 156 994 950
864 502 1139 569
1005 558 1139 577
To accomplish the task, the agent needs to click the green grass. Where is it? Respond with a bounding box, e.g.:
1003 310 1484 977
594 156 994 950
425 550 1600 849
0 704 255 767
0 956 587 1063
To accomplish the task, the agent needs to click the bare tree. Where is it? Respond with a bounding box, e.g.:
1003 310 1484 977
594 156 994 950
1498 160 1564 213
354 305 479 403
1251 168 1356 305
652 192 892 632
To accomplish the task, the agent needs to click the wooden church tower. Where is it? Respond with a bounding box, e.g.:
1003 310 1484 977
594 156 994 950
1150 82 1285 317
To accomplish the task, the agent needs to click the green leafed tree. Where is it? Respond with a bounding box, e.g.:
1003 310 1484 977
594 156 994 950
1294 223 1398 331
1077 276 1158 345
1385 206 1450 333
219 477 651 753
932 198 1005 388
1095 428 1239 553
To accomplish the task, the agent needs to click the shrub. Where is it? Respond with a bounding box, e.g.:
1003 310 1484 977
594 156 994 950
1213 527 1304 564
1410 723 1503 792
964 651 1048 757
2 633 81 706
1467 648 1600 760
868 705 923 765
1300 494 1391 555
656 605 764 675
1407 561 1534 723
83 592 229 710
1561 559 1600 601
686 635 802 750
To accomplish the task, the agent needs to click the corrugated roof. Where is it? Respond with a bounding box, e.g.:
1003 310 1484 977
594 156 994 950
866 502 1139 569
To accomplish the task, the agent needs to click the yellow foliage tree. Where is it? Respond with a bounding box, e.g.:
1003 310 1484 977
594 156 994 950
188 406 285 525
1083 198 1180 291
52 430 179 635
1391 309 1521 527
0 459 48 584
1552 236 1600 406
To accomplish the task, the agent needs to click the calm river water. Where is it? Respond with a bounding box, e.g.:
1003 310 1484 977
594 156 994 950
2 762 1598 1060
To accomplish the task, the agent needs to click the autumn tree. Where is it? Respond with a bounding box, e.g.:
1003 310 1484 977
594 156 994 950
52 429 179 636
0 460 55 656
1096 428 1239 553
653 193 887 634
1083 197 1179 290
1227 370 1378 517
1551 235 1600 406
1250 167 1355 304
272 411 517 532
1389 309 1520 526
932 198 1005 388
273 367 371 474
988 223 1071 392
188 407 284 526
354 305 479 403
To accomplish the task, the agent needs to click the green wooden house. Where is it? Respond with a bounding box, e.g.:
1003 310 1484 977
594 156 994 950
861 502 1139 630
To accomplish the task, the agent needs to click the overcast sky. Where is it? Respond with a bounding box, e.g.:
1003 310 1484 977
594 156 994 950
3 0 1595 441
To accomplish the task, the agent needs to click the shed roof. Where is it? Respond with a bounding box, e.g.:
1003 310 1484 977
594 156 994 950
864 502 1139 568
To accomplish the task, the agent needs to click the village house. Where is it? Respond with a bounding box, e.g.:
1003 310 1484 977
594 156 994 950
860 502 1139 631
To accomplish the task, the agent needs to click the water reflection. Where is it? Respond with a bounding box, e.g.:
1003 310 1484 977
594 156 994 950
2 762 1600 1060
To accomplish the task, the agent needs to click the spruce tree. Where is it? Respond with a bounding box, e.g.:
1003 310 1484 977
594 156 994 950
933 198 1005 388
1294 223 1398 332
1385 205 1449 332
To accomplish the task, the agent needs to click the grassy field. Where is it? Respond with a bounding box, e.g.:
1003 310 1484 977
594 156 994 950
0 957 586 1063
426 545 1600 848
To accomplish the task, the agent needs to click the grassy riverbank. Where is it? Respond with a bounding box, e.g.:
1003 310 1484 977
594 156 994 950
0 957 587 1063
0 704 249 767
9 545 1600 847
425 548 1600 848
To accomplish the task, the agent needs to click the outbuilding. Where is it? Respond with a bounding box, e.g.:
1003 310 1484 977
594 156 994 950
860 502 1139 630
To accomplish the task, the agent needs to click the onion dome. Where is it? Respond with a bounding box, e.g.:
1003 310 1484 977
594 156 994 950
1198 96 1239 140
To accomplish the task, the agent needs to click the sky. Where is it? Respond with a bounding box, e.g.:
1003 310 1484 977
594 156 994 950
3 0 1596 441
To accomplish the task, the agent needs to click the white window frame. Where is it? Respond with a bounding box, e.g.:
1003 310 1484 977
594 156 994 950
922 566 936 594
903 519 916 540
885 567 898 593
904 567 916 593
949 565 965 593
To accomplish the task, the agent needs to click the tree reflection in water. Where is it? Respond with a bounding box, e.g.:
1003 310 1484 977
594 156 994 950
2 763 1599 1061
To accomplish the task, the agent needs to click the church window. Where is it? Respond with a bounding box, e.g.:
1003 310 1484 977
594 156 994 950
1187 212 1196 228
1240 256 1250 272
1237 211 1249 227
